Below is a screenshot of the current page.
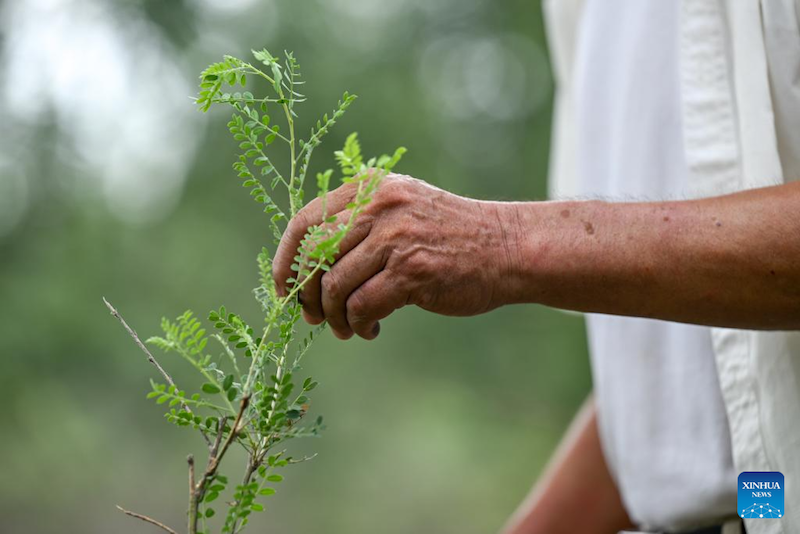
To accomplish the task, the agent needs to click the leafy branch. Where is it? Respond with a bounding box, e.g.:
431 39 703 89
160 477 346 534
106 48 405 534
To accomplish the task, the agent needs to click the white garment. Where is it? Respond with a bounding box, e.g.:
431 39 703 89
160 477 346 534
543 1 800 533
573 0 737 529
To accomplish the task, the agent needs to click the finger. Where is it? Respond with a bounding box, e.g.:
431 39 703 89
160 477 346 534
274 182 358 296
346 269 408 340
299 209 373 325
321 239 388 339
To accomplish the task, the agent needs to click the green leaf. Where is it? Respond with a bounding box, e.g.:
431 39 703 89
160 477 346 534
223 374 234 391
266 474 283 482
202 383 221 394
259 488 276 496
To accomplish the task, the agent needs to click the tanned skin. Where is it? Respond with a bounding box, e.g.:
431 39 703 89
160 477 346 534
273 173 800 532
275 175 800 338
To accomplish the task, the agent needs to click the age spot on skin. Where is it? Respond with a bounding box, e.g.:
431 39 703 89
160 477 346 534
663 216 670 222
560 209 571 219
582 221 595 235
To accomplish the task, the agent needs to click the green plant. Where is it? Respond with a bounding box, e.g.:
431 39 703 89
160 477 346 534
105 48 405 534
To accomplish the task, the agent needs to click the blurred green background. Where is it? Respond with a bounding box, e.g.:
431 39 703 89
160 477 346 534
0 0 591 532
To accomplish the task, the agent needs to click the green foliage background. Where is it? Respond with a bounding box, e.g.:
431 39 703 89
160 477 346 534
0 0 591 532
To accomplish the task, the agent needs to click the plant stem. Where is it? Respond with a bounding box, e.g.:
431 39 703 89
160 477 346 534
284 102 297 216
189 396 250 534
187 455 196 534
229 454 261 534
241 175 377 398
175 345 238 414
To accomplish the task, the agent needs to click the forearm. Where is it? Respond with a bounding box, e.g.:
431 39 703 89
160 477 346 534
501 396 633 534
501 181 800 330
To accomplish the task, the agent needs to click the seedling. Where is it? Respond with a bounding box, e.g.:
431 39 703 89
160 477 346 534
105 48 405 534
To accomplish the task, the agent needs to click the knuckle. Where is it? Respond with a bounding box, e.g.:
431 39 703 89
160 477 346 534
321 272 341 300
352 210 374 230
399 249 429 278
380 174 401 190
382 172 407 188
346 292 370 322
380 179 412 204
384 223 410 244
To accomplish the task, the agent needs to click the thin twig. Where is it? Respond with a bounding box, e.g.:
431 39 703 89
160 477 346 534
187 454 196 534
103 297 212 448
116 505 179 534
208 395 251 475
188 454 195 498
103 297 177 386
208 417 227 470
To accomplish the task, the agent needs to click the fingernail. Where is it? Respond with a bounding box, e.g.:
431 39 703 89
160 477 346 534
371 322 381 337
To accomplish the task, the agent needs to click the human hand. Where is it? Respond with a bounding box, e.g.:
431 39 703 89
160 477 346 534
274 174 523 340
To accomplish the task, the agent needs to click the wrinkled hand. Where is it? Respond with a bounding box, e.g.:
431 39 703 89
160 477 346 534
274 174 522 340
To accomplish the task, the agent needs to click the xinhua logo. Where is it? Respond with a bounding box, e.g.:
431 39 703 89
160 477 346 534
738 471 784 519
